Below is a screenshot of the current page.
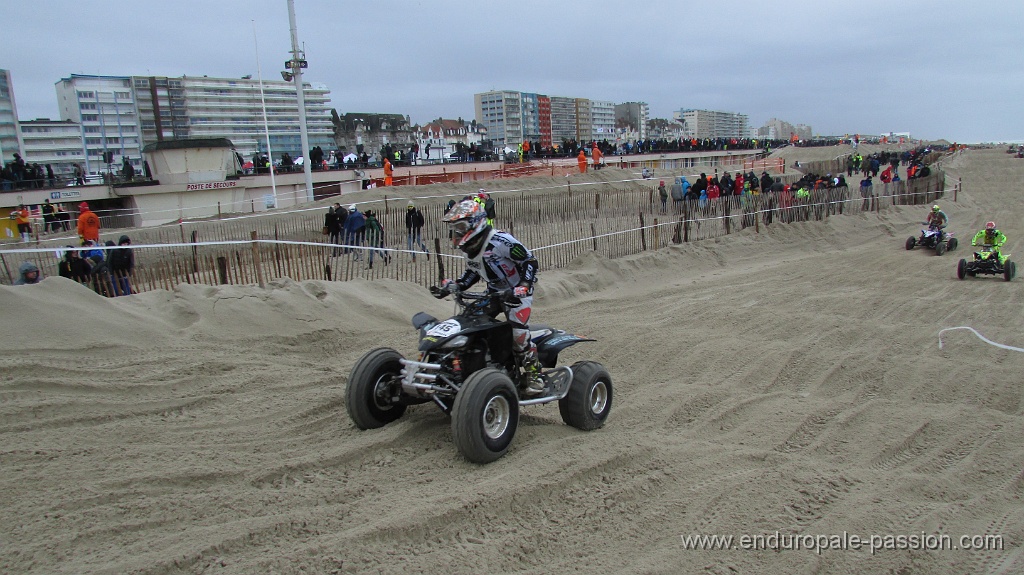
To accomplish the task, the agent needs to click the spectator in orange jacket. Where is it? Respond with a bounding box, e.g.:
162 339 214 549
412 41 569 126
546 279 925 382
577 150 587 173
76 202 100 244
13 204 32 243
383 157 393 187
591 143 602 170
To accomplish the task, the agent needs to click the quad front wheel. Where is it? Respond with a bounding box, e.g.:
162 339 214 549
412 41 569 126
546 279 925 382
346 348 408 429
1005 260 1016 282
559 361 613 431
451 368 519 464
935 241 946 256
947 237 958 251
957 259 967 280
905 237 916 250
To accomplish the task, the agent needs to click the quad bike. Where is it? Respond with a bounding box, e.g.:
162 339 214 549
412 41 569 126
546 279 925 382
345 285 612 463
957 245 1016 281
906 225 957 255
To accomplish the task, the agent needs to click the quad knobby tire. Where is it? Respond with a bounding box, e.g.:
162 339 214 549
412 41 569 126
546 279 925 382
935 240 946 256
905 237 916 250
558 361 613 431
1005 261 1016 282
947 237 958 251
451 368 519 464
346 348 408 430
957 258 967 280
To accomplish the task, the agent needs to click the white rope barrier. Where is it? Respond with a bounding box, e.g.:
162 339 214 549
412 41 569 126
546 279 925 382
937 327 1024 353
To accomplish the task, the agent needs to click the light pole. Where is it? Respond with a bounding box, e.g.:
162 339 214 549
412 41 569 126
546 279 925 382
285 0 313 203
253 20 278 207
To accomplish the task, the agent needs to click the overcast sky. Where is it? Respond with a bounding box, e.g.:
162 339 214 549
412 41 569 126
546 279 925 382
4 0 1022 143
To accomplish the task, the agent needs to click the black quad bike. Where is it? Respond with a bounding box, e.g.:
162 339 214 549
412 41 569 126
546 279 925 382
906 225 957 255
345 285 613 463
957 245 1016 281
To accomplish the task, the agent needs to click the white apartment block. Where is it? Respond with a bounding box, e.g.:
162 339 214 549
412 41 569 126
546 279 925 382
591 100 616 141
56 74 335 173
475 90 523 150
673 108 749 139
1 69 24 164
56 75 143 176
19 119 86 178
173 75 334 160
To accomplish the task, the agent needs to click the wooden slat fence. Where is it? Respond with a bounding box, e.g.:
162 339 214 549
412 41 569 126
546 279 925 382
1 171 946 290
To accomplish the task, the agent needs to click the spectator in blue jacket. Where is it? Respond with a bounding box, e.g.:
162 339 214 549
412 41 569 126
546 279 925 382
342 204 366 259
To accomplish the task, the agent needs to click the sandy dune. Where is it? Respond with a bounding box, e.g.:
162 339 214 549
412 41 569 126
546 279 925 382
1 147 1023 574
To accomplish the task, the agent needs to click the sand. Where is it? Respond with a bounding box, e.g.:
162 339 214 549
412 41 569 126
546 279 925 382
1 146 1023 574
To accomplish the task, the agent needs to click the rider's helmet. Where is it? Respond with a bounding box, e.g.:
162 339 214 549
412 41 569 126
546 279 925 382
986 221 996 230
348 204 357 213
442 198 490 253
932 205 941 212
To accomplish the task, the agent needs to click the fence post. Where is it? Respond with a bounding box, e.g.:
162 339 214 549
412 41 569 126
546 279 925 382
0 252 13 284
217 256 229 284
433 238 445 283
250 230 265 289
218 202 222 219
590 223 598 251
955 177 960 202
639 212 647 251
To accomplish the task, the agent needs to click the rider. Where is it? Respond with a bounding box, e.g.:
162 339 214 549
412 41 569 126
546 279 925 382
434 198 544 394
925 204 948 240
972 221 1008 263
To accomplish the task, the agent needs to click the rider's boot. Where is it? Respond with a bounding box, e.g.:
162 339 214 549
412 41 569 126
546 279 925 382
518 346 545 395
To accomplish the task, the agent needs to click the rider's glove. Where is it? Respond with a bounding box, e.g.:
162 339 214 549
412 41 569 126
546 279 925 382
430 281 453 299
513 285 530 298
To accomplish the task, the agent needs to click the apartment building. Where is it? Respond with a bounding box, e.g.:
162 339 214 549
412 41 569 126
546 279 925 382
172 75 334 160
1 69 24 164
55 73 334 173
673 108 749 139
55 74 143 176
18 119 86 178
614 102 650 140
476 90 614 151
591 100 616 142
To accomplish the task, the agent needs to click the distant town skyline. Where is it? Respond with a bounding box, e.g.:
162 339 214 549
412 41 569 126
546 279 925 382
4 0 1023 143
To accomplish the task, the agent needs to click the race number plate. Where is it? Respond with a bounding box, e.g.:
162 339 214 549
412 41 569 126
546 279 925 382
426 319 462 338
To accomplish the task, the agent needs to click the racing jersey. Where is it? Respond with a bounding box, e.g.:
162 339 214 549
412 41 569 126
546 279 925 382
972 229 1006 247
455 228 538 294
926 210 948 228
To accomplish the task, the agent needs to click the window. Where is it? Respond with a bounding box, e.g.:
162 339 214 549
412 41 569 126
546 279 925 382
80 103 96 110
77 91 94 99
82 114 98 122
115 91 131 99
84 126 101 133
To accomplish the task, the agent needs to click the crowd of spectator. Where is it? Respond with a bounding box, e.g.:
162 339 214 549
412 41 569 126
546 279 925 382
1 153 58 190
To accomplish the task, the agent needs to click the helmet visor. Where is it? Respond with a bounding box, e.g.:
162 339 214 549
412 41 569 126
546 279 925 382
449 219 474 235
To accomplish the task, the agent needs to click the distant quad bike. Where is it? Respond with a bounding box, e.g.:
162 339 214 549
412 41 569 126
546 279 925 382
957 245 1016 281
346 285 612 463
906 225 957 255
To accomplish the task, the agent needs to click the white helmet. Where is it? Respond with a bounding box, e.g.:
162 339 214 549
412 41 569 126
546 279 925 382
442 199 489 250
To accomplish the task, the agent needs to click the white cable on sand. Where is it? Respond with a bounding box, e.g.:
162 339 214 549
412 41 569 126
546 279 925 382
937 326 1024 353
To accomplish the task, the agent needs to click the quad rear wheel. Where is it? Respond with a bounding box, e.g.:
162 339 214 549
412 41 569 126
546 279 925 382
346 348 408 429
451 368 519 464
905 236 916 250
558 361 613 431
